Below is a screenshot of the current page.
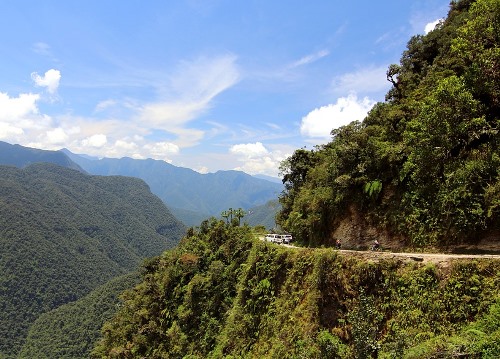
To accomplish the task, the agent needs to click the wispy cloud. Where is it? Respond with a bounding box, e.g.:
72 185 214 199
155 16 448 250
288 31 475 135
1 55 240 162
32 42 59 63
288 49 329 69
251 49 330 83
136 54 240 147
331 65 390 97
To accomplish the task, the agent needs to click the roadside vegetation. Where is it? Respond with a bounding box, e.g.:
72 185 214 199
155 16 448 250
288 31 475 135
93 220 500 358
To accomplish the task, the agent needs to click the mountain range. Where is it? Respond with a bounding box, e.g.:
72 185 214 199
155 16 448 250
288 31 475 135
62 149 283 225
0 141 282 228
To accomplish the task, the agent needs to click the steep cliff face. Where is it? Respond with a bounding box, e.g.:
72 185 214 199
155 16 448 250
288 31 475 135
94 221 500 358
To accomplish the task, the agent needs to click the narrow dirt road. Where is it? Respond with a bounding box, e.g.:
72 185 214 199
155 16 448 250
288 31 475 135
260 237 500 265
335 249 500 266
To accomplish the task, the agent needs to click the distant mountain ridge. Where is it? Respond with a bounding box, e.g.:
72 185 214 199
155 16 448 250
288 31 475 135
0 141 84 171
62 149 283 223
0 141 282 227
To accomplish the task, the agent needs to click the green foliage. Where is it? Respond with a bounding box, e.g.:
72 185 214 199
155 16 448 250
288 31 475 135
363 180 383 199
348 290 382 358
94 221 500 358
277 0 500 247
0 163 185 358
18 273 139 359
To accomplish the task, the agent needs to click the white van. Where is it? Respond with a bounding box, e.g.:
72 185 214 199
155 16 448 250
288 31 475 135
265 234 282 243
281 234 293 244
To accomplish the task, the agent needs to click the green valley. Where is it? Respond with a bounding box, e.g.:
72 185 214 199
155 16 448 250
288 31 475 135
0 163 185 358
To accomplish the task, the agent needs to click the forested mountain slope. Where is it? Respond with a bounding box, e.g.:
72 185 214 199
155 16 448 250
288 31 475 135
277 0 500 248
0 163 185 358
93 220 500 358
19 272 140 359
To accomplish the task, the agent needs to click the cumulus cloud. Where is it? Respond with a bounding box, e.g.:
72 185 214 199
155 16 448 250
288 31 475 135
195 166 209 174
230 142 289 177
0 92 40 121
0 122 24 139
144 141 180 157
300 94 375 140
82 134 108 148
31 69 61 94
424 18 443 34
46 127 69 144
0 92 53 142
230 142 269 159
0 56 240 167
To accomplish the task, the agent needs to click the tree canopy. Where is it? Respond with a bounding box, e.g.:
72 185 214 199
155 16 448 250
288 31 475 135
277 0 500 247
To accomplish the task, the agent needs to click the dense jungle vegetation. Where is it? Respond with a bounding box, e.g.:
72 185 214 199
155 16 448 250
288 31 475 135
277 0 500 247
0 163 185 358
94 1 500 358
18 273 140 359
93 220 500 358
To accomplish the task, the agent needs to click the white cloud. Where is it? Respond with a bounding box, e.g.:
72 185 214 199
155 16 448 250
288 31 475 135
32 42 52 56
82 134 108 148
0 92 54 142
424 18 443 34
301 94 375 141
94 99 117 113
114 139 139 153
230 142 289 177
331 66 390 96
169 54 240 101
46 127 69 144
288 49 329 69
31 69 61 94
143 141 180 157
195 166 209 174
230 142 269 159
0 92 40 121
0 122 24 139
0 57 240 167
137 54 240 147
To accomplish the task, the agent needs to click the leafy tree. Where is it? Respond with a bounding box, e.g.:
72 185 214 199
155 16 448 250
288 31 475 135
277 0 500 247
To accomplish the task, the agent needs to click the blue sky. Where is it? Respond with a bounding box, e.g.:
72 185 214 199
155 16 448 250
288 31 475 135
0 0 449 177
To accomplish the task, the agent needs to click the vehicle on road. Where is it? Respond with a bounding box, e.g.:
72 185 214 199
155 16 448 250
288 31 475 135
265 234 282 243
281 234 293 244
